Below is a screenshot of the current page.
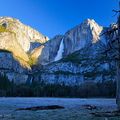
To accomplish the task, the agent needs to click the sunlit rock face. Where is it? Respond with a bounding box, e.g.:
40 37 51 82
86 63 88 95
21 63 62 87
0 17 48 68
0 17 48 52
0 52 28 84
0 17 49 83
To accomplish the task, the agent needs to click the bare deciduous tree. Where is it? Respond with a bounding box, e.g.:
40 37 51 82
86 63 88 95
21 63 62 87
103 2 120 110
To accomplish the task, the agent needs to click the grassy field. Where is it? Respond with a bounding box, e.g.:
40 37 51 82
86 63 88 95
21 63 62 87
0 98 118 120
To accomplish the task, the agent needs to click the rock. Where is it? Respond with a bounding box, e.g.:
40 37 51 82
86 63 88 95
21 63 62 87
29 42 42 52
63 19 103 56
82 104 97 110
30 45 44 66
38 35 63 65
0 17 48 69
0 17 49 83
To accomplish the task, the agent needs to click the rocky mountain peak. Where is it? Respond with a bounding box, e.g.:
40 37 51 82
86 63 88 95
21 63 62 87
59 19 104 57
81 19 103 43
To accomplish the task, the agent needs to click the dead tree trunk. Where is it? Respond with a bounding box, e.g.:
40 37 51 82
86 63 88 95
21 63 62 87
116 11 120 110
116 62 120 110
104 2 120 110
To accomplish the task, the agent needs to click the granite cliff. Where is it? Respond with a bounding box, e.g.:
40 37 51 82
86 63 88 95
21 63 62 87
0 17 48 83
0 17 116 85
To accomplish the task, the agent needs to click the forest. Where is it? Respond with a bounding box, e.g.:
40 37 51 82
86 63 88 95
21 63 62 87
0 74 116 98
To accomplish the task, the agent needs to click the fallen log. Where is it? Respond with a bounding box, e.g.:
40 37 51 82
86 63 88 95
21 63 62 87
16 105 65 111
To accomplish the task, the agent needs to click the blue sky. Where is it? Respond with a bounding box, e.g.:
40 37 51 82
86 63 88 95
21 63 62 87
0 0 119 38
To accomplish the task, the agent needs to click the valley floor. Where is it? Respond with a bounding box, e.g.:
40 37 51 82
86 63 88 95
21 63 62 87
0 98 118 120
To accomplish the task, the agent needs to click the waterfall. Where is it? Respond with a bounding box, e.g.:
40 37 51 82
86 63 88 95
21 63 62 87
54 38 64 61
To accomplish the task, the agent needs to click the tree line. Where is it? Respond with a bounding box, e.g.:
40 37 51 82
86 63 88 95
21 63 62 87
0 74 116 98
